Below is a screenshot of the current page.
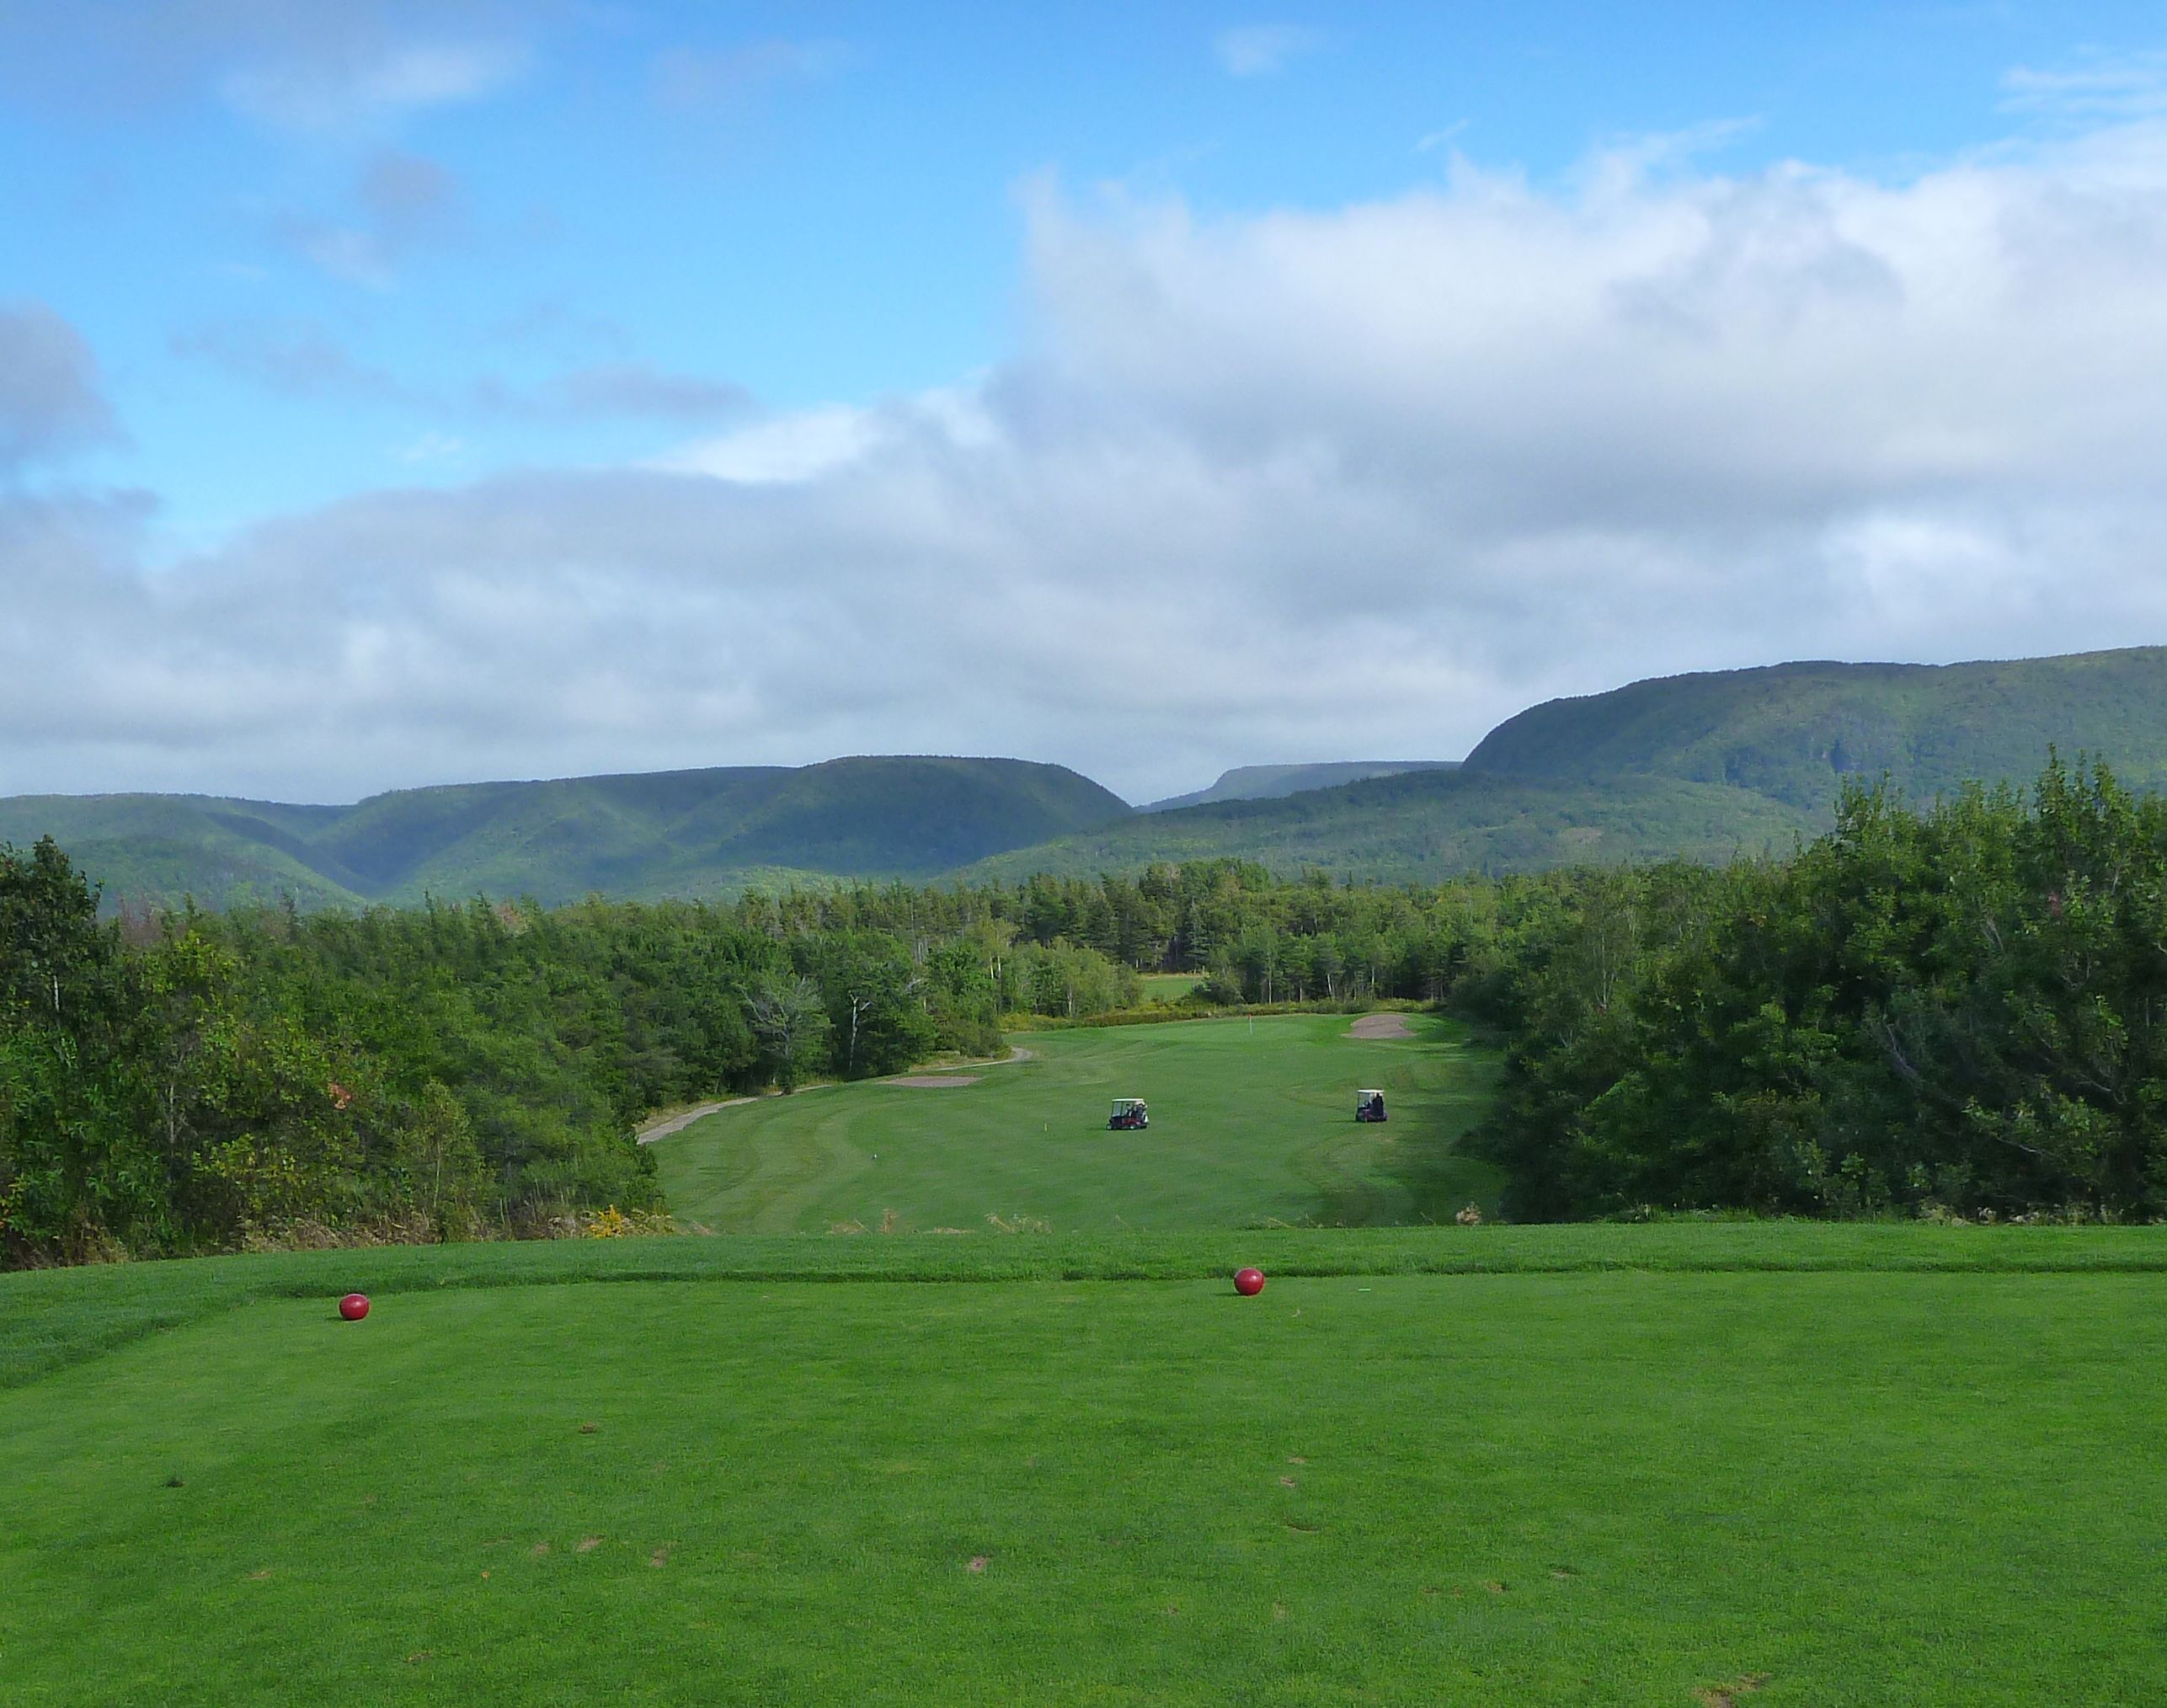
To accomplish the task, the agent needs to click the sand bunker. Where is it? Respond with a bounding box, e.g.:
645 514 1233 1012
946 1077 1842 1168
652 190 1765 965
889 1076 979 1089
1347 1012 1416 1040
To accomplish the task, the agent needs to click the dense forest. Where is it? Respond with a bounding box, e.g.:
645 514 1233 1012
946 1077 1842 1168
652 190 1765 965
7 755 2166 1262
0 841 1509 1262
1472 759 2167 1224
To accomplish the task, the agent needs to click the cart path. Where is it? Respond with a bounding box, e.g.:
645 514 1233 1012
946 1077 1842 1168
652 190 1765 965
636 1046 1036 1144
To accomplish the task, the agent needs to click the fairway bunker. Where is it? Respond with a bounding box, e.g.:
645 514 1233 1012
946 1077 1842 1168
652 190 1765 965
1347 1012 1416 1040
889 1076 979 1088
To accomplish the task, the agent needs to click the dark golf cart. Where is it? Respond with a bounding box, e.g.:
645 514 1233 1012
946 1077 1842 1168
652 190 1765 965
1108 1097 1150 1130
1355 1088 1387 1124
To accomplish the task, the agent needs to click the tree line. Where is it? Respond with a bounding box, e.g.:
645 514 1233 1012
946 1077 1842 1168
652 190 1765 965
0 841 1519 1262
1468 759 2167 1223
9 755 2164 1261
0 852 1011 1263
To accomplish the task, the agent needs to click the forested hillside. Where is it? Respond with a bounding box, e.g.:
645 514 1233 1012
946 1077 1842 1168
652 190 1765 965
1142 761 1458 812
981 646 2167 879
0 757 1131 911
13 648 2167 908
1465 647 2167 811
964 769 1812 883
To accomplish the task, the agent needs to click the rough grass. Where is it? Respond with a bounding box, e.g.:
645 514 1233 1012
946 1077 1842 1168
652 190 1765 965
6 1252 2167 1704
653 1013 1503 1235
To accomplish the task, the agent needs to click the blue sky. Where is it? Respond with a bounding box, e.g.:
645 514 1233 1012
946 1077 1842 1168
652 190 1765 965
5 2 2167 800
9 0 2154 539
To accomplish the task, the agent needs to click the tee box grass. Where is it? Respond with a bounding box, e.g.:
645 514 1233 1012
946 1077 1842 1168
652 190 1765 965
5 1236 2167 1705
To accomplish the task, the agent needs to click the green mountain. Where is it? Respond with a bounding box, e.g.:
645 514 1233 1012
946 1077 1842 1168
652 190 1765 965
17 647 2167 905
1141 761 1459 813
962 768 1813 883
970 645 2167 882
1463 648 2167 812
0 758 1131 910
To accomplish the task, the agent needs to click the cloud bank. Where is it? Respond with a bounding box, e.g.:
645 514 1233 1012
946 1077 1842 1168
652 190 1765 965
12 117 2167 803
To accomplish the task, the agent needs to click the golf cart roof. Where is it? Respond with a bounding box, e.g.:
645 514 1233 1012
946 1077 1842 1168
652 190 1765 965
1112 1096 1146 1107
1357 1089 1385 1098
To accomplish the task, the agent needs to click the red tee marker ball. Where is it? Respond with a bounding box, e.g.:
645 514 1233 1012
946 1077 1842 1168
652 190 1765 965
1233 1268 1266 1297
339 1293 371 1321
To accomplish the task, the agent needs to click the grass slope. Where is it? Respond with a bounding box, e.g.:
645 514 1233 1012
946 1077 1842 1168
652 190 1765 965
1465 645 2167 814
962 769 1812 883
1143 761 1460 813
5 1233 2165 1705
0 756 1131 910
654 1014 1502 1234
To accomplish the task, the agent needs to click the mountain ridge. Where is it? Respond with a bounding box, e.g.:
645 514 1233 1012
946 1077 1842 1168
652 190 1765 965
1464 648 2167 811
12 644 2167 905
1141 761 1461 813
0 756 1132 910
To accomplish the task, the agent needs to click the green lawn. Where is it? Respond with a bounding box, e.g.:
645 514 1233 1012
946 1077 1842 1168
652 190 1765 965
10 1006 2166 1701
654 1014 1501 1235
5 1236 2167 1705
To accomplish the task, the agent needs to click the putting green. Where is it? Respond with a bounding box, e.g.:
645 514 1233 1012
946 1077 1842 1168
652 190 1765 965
652 1014 1502 1234
5 1260 2164 1705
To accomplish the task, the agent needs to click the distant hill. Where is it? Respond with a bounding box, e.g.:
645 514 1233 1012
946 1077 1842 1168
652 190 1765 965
0 757 1132 910
16 647 2167 906
961 768 1812 883
1464 649 2167 813
1142 761 1460 813
969 645 2167 882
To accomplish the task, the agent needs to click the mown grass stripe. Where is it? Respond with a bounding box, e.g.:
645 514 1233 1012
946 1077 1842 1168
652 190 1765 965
9 1221 2167 1391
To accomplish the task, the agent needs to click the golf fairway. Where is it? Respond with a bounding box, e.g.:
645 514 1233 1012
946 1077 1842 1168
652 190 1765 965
653 1014 1503 1234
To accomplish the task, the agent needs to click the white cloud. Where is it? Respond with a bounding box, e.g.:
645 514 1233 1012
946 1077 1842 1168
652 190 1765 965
657 407 889 484
2003 52 2167 119
1415 120 1471 154
393 430 465 465
0 1 532 125
221 37 526 130
15 118 2167 803
1213 24 1324 78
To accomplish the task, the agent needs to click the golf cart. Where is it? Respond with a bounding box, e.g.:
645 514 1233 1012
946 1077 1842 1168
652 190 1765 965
1355 1088 1387 1124
1108 1097 1150 1131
